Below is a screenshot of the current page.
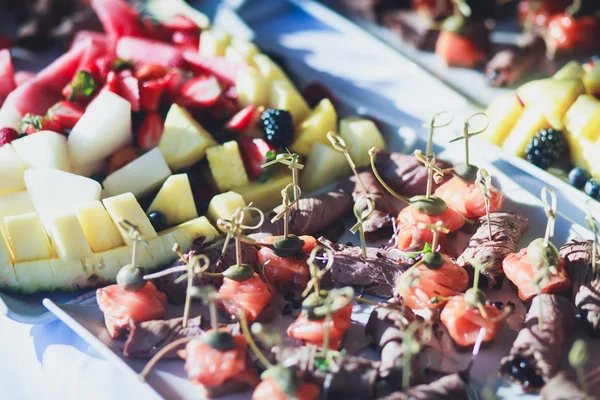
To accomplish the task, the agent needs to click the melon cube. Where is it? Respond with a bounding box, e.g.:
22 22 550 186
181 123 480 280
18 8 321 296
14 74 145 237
253 54 291 84
12 130 71 171
206 141 249 191
76 200 124 252
47 213 93 261
0 191 35 239
5 212 52 262
235 173 293 211
291 98 337 156
147 174 198 227
103 193 158 244
269 80 310 125
207 191 248 225
0 231 16 287
339 116 386 167
199 30 231 57
301 143 350 193
0 103 22 132
236 68 269 108
0 144 27 195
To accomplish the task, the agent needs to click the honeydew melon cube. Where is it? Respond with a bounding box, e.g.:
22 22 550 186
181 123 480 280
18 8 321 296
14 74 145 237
0 103 22 131
0 191 35 239
103 193 158 244
0 144 27 195
290 98 337 156
339 116 386 167
71 158 106 178
564 95 600 141
199 30 231 57
5 212 52 262
68 91 132 166
12 131 71 171
269 80 310 126
147 174 198 227
206 141 249 192
481 92 524 146
102 148 171 198
48 213 93 261
236 68 269 108
207 191 247 226
76 200 124 253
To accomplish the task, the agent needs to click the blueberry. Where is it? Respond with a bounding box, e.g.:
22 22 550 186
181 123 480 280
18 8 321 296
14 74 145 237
91 172 107 187
568 168 591 189
584 178 600 198
147 211 167 231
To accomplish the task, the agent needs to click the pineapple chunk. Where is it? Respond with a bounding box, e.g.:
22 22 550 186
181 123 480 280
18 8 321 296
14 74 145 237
269 80 311 125
0 144 27 195
0 191 35 239
235 173 293 211
254 54 292 84
103 193 158 244
584 62 600 95
207 191 248 225
564 95 600 141
290 98 337 156
553 61 585 80
206 141 249 191
48 213 93 261
567 134 592 172
159 104 217 171
589 139 600 178
225 39 259 67
5 212 52 262
76 200 125 253
517 78 585 129
0 231 16 287
148 174 198 226
236 68 270 108
339 117 387 167
199 30 231 57
301 143 350 193
503 107 551 157
481 92 524 146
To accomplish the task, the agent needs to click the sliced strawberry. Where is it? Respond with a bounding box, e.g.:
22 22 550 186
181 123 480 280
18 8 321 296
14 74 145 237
116 37 184 68
225 105 255 131
91 0 142 48
163 68 191 102
172 30 200 50
135 64 168 82
140 78 166 112
0 49 16 106
47 101 85 131
0 127 19 147
239 137 275 178
101 70 121 95
14 71 35 86
183 51 244 86
62 70 97 104
162 15 199 32
118 70 140 111
177 75 221 108
137 112 164 150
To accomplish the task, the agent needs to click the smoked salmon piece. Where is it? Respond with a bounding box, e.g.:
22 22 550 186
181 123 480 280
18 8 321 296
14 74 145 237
182 334 259 398
502 248 571 301
218 273 273 322
287 302 353 350
252 378 320 400
440 295 503 347
434 176 504 218
396 205 464 251
396 255 469 313
396 224 450 254
96 281 166 339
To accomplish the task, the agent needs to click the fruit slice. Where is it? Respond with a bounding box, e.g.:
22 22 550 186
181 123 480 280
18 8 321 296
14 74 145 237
183 51 244 87
339 116 386 167
481 92 524 146
76 200 124 253
553 60 585 80
116 37 183 68
158 104 217 171
227 39 260 64
206 141 249 191
584 62 600 95
24 168 102 231
0 191 35 239
502 107 551 157
269 80 310 125
253 54 291 84
48 213 93 261
68 91 132 166
207 191 247 225
0 231 16 287
5 212 52 262
178 75 222 108
0 103 22 131
199 30 231 57
90 0 142 43
102 148 171 198
301 143 350 193
147 174 198 226
236 68 269 108
12 131 71 171
290 98 337 156
235 172 293 211
566 135 593 172
0 144 27 195
103 193 158 244
0 49 16 105
564 95 600 141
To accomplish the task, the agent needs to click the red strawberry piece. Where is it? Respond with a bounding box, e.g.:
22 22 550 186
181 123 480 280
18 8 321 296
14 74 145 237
211 94 240 120
47 101 85 131
239 137 275 178
41 117 62 133
0 49 16 106
21 114 44 135
302 82 336 108
546 14 600 58
172 30 200 50
224 85 238 101
62 70 97 105
163 68 192 103
14 71 35 86
0 127 19 147
135 64 168 82
177 75 222 108
225 105 255 131
90 0 142 47
101 70 121 95
162 15 199 32
116 37 184 68
139 78 166 112
183 51 244 86
137 112 164 150
118 70 140 111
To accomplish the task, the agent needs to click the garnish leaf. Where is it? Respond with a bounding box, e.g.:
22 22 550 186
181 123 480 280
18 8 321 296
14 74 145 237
112 58 136 72
67 70 96 102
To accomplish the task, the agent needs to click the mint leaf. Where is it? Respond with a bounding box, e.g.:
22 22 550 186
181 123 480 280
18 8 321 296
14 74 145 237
422 242 432 254
112 58 136 72
68 71 96 102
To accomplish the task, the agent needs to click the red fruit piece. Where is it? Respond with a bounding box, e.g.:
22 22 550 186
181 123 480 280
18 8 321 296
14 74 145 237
118 70 140 111
238 137 274 178
62 70 97 104
116 37 184 68
101 70 121 95
435 30 488 68
47 101 85 131
163 68 191 102
162 15 199 32
139 78 166 112
177 75 221 108
0 127 19 147
225 105 256 131
0 49 16 106
546 14 600 58
70 31 109 50
183 51 244 86
21 114 44 135
137 112 164 150
135 64 168 82
90 0 142 48
172 30 200 50
14 71 35 86
302 82 336 108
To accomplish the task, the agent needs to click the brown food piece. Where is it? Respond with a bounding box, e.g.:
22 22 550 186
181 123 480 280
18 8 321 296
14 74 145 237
377 372 469 400
485 34 546 87
381 10 441 50
457 212 529 291
541 371 599 400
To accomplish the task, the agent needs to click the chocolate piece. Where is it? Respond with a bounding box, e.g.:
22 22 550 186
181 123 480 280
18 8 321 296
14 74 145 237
319 238 412 297
541 372 598 400
485 34 546 87
499 294 575 392
378 373 469 400
457 212 529 291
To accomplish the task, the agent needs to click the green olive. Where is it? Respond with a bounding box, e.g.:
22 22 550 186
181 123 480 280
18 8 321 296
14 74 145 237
261 366 299 397
272 235 305 258
454 164 479 183
527 238 559 270
302 292 324 320
464 288 486 308
422 252 444 269
200 331 236 351
222 264 255 282
116 264 146 292
409 195 447 216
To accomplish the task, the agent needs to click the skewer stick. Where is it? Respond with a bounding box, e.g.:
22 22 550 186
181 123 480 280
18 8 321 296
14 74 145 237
118 220 148 268
449 112 489 167
327 131 368 193
416 221 449 252
423 111 453 156
585 207 599 282
540 186 557 248
182 254 210 328
270 184 302 238
414 150 444 199
217 205 265 261
369 148 411 204
262 153 304 203
302 246 335 298
350 194 375 258
238 311 274 370
475 168 493 241
569 339 588 395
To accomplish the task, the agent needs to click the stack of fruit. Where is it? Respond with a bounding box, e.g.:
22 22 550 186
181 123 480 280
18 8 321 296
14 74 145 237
482 59 600 198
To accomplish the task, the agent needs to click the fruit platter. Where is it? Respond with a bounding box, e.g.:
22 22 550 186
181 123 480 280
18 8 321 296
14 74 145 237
2 0 600 399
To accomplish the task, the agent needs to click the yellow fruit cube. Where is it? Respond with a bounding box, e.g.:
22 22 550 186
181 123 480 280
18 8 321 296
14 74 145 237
339 116 387 167
301 143 350 193
236 68 270 107
148 174 198 226
103 193 158 245
0 144 27 195
48 213 93 261
584 62 600 95
207 191 249 225
5 212 52 262
482 92 524 146
290 98 337 156
269 80 310 125
553 61 585 80
564 95 600 141
76 200 125 253
235 173 293 211
254 54 292 84
225 39 259 67
0 191 35 239
199 30 231 57
206 141 249 191
503 107 550 157
0 231 16 287
159 104 217 171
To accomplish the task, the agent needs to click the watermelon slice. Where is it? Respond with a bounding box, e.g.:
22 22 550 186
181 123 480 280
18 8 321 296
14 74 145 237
183 51 245 87
0 49 16 106
116 37 184 68
70 31 109 50
91 0 142 49
14 71 35 86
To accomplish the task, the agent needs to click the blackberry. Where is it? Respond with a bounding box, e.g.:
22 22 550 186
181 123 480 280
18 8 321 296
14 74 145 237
524 128 569 170
261 108 294 149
